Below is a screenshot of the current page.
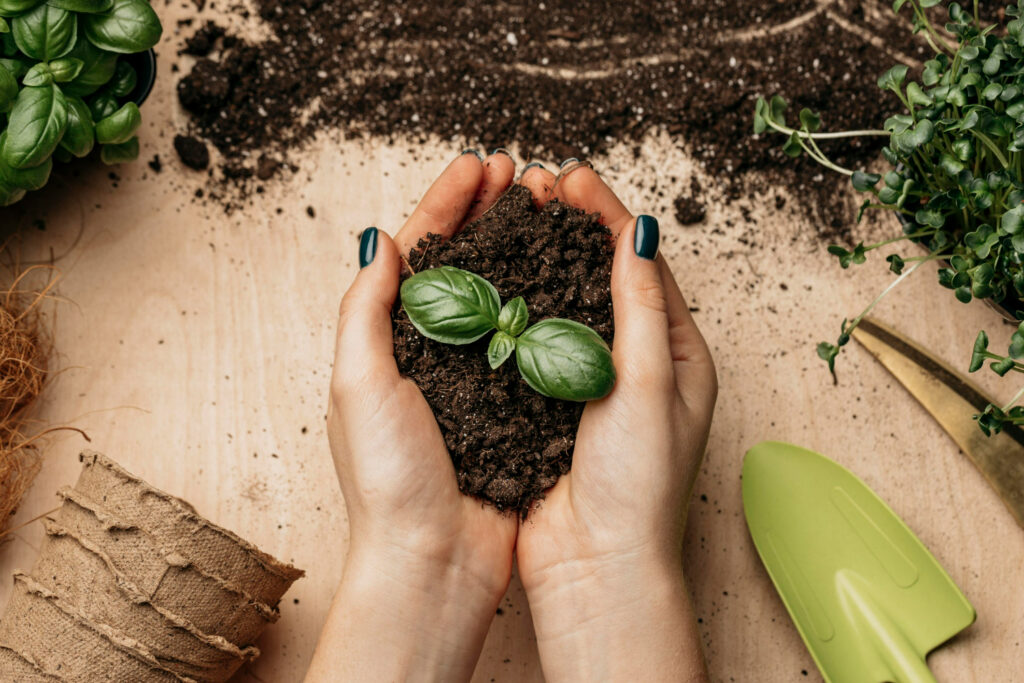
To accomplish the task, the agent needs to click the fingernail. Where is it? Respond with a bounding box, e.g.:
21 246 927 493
359 227 378 268
491 147 512 157
461 148 483 161
523 161 545 172
634 215 659 260
559 157 579 169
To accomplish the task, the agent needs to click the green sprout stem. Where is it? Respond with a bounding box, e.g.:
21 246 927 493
840 252 943 346
907 0 957 55
1003 384 1024 412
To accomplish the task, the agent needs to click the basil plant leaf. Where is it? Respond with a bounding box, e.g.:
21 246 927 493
107 58 134 96
87 88 117 119
0 17 8 32
83 0 162 54
61 31 117 96
2 83 68 169
98 134 137 164
22 61 51 86
487 330 516 369
12 2 76 61
0 60 16 112
0 131 51 190
515 318 616 401
59 94 93 157
497 296 528 336
0 177 26 207
400 266 501 344
95 100 139 143
0 0 46 16
48 56 83 82
47 0 114 13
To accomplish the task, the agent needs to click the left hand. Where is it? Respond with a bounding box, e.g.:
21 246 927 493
306 150 518 683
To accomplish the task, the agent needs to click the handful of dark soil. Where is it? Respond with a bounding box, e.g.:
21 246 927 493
393 185 614 515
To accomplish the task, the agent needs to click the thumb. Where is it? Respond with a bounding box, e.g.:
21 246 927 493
334 227 402 381
610 215 673 391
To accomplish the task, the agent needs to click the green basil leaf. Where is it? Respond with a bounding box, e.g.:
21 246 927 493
1 83 67 169
61 30 116 96
98 133 136 163
0 17 8 32
87 88 116 119
59 94 93 157
95 100 138 143
107 57 133 96
83 0 161 54
400 266 501 344
0 60 16 112
22 61 51 85
0 130 51 189
0 176 26 206
47 56 82 82
47 0 113 13
1 57 29 79
0 0 45 16
487 331 516 369
515 318 616 401
497 296 528 336
12 2 75 61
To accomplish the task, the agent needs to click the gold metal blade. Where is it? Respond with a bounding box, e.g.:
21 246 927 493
852 318 1024 530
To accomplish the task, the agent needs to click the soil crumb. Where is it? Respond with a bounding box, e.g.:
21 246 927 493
392 185 614 515
174 135 210 171
169 1 1007 236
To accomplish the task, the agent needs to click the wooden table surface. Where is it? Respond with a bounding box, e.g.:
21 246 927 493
1 5 1022 682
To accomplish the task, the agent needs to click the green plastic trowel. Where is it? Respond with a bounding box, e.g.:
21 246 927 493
742 441 975 682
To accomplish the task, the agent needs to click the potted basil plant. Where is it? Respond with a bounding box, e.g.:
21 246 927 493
0 0 162 207
753 0 1024 435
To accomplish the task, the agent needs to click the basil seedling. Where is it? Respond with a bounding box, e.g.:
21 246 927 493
400 266 616 402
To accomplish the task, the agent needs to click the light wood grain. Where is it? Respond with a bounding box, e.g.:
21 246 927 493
1 6 1022 682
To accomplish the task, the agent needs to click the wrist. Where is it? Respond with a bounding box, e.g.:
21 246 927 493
319 542 506 682
524 552 707 682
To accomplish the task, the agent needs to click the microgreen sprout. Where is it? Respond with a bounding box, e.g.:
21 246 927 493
400 266 616 402
753 0 1024 433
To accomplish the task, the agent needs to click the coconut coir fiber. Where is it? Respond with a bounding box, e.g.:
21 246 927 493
392 185 613 515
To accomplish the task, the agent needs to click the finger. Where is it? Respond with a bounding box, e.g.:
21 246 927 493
657 258 718 414
518 162 556 208
394 151 485 255
554 162 633 236
334 228 403 385
609 215 673 392
465 150 515 223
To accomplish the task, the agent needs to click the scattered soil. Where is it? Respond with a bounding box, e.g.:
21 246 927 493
173 135 210 171
170 0 1004 237
392 185 614 515
674 177 707 225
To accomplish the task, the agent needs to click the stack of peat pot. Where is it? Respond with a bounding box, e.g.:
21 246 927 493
0 451 304 682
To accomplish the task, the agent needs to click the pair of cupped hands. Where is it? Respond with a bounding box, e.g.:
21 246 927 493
306 151 717 682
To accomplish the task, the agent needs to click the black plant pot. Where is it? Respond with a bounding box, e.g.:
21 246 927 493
124 49 157 107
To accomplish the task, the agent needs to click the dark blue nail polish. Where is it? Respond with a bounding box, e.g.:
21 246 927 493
523 161 545 172
491 148 512 157
359 227 378 268
559 157 579 169
634 215 659 260
462 148 483 161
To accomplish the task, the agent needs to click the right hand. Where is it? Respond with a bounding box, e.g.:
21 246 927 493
514 161 717 682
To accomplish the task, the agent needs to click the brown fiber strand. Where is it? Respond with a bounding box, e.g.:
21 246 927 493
0 263 60 534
